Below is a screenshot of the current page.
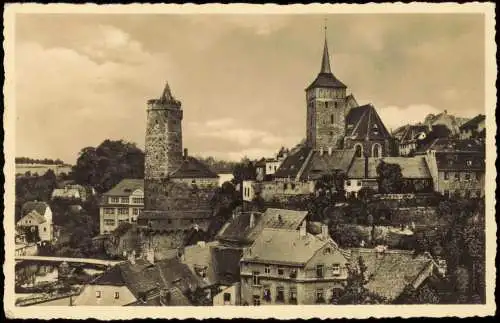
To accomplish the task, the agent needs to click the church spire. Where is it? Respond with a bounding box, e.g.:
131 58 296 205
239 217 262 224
160 81 174 102
320 21 332 74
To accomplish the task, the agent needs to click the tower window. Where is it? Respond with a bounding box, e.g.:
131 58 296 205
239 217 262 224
331 114 334 124
334 102 338 109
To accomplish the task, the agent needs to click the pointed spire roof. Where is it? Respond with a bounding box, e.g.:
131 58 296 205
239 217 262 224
320 25 332 74
160 82 174 102
306 23 346 90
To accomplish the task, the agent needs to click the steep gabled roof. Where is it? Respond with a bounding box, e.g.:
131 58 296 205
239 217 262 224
300 149 356 180
17 210 47 226
459 114 485 131
216 208 307 245
22 201 49 217
345 104 391 141
103 179 144 197
347 157 432 179
242 228 338 265
349 248 436 301
273 146 312 179
399 125 430 143
169 156 219 179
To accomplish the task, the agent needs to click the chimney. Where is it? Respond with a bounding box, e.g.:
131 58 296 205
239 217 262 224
364 156 369 179
183 148 188 159
321 224 329 239
249 212 255 228
328 147 333 156
299 220 307 238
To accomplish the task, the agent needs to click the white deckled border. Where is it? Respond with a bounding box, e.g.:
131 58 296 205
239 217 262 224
3 2 496 319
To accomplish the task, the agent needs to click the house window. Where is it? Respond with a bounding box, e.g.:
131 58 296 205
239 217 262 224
443 190 450 198
277 267 284 276
103 219 115 226
132 197 144 204
133 208 140 215
475 172 481 181
324 248 331 255
289 288 297 303
466 160 472 166
110 197 119 203
454 173 460 181
263 286 271 302
346 180 351 186
114 292 119 299
444 172 449 180
316 264 324 278
223 293 231 304
357 180 362 187
289 269 297 278
96 291 101 298
276 286 285 303
121 197 129 204
354 144 363 158
118 208 128 215
264 265 271 274
43 227 47 232
316 289 325 303
253 295 261 306
330 114 334 124
332 263 340 276
252 272 260 286
465 173 471 181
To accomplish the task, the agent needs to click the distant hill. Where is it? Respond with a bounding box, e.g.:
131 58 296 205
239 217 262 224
15 157 67 165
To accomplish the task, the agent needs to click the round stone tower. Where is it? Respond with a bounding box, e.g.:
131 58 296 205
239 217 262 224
144 82 184 181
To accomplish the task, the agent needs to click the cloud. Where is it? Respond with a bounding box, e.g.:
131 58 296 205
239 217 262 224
15 27 174 163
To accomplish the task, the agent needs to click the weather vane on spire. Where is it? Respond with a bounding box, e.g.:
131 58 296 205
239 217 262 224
324 17 328 36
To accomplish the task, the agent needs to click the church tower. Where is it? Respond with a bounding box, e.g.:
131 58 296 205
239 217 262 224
144 82 183 209
305 25 348 150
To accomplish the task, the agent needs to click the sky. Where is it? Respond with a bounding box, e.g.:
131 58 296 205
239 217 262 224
15 13 485 164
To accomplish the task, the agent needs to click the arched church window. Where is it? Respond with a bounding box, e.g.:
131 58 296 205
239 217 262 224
354 144 364 158
372 143 382 158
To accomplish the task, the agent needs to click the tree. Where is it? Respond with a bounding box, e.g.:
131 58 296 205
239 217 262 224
72 140 144 193
232 158 256 185
376 161 404 194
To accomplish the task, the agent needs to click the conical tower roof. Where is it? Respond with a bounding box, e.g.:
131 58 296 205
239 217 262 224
306 24 346 90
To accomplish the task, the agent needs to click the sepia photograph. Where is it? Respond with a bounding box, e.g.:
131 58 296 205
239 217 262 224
3 2 496 319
